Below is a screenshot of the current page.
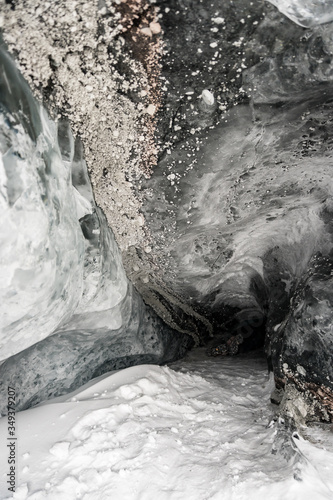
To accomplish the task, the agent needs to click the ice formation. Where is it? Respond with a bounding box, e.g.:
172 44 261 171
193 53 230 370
0 44 191 413
267 0 333 27
1 0 333 496
1 0 333 438
0 47 85 360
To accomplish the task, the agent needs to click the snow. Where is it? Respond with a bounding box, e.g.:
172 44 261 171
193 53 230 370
1 350 333 499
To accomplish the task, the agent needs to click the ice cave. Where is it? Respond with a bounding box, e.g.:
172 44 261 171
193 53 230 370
1 0 333 498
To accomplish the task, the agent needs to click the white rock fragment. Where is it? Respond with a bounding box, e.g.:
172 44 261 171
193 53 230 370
150 22 161 34
137 214 145 226
201 89 215 106
233 37 244 47
141 27 152 37
145 104 156 116
297 365 307 376
212 17 225 24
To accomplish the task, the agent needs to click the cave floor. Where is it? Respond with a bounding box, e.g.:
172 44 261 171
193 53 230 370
1 351 333 499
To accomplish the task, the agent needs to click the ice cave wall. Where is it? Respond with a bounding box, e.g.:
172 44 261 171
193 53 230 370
0 42 191 413
2 0 333 422
141 0 333 421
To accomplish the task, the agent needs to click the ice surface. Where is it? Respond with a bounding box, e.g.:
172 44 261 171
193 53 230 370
142 102 333 317
267 0 333 27
0 45 191 412
0 47 85 360
1 350 333 499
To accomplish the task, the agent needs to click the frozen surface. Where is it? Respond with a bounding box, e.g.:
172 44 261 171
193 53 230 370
142 102 333 315
1 350 333 499
138 0 333 411
0 45 190 413
267 0 333 27
0 47 85 360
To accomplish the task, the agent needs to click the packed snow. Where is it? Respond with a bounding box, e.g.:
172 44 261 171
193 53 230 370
1 349 333 500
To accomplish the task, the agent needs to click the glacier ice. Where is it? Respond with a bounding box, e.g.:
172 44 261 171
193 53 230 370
132 0 333 421
0 47 85 360
0 44 191 413
267 0 333 27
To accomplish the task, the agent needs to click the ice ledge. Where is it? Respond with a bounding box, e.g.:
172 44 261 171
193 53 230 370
267 0 333 27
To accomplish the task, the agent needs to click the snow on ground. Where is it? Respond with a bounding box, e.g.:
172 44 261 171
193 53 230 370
1 349 333 500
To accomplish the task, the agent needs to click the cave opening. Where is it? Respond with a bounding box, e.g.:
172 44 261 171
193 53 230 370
203 306 267 359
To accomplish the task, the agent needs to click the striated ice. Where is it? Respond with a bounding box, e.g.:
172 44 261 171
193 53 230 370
267 0 333 27
57 120 94 220
0 44 129 357
0 47 85 360
0 45 191 412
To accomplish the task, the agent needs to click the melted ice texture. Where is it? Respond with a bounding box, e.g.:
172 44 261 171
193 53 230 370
0 61 86 360
0 49 182 370
267 0 333 27
0 46 190 413
1 351 333 499
0 47 131 360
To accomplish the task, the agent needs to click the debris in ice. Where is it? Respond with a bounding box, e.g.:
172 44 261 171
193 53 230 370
150 22 161 34
145 104 157 116
141 27 153 37
212 17 225 24
297 365 307 376
201 89 215 106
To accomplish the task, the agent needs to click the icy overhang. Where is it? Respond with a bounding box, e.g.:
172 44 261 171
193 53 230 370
267 0 333 27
